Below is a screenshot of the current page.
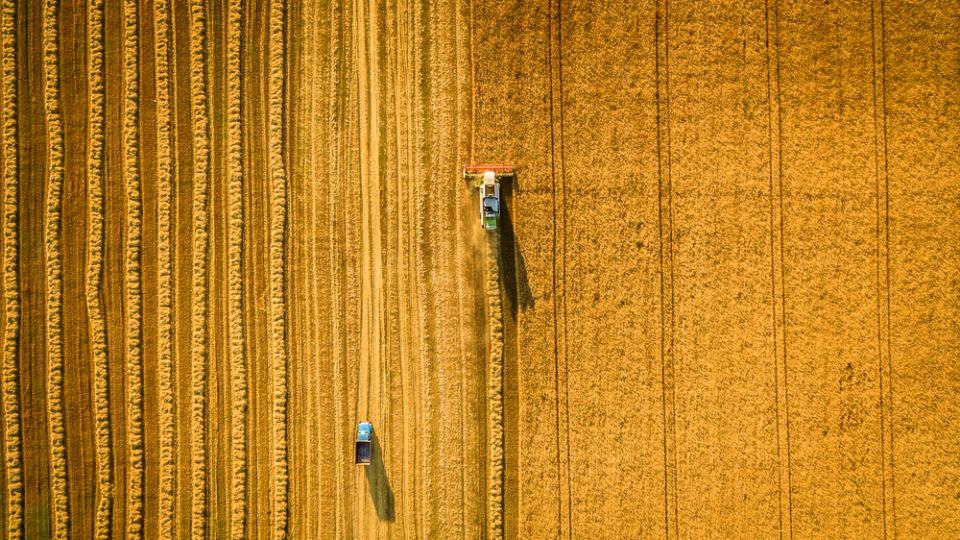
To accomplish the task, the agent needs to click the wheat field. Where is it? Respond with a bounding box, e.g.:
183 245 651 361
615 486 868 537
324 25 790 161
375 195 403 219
0 0 958 538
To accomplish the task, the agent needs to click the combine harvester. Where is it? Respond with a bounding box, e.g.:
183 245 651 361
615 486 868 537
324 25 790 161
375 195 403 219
464 164 514 231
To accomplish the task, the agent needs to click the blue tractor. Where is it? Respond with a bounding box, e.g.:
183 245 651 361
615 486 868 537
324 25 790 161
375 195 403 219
355 421 373 465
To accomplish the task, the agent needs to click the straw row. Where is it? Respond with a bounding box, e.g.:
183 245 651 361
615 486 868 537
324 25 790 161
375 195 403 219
85 0 114 537
268 0 290 536
188 0 212 537
226 0 248 537
41 0 68 535
122 0 145 534
1 0 22 537
152 0 178 535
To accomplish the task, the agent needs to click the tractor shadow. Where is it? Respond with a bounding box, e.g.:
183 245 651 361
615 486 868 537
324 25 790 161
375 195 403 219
364 432 395 521
499 175 533 314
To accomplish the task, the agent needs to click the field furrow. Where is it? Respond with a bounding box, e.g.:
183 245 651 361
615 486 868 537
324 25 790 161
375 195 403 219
653 0 678 536
869 0 895 532
136 0 161 536
764 1 792 534
59 0 95 536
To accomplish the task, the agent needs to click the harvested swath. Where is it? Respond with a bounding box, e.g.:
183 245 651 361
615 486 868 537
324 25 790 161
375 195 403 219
188 0 212 538
41 0 68 536
485 238 505 540
85 0 114 537
268 0 290 537
225 0 247 536
0 0 22 537
122 0 145 535
410 2 436 532
328 0 350 518
152 0 177 536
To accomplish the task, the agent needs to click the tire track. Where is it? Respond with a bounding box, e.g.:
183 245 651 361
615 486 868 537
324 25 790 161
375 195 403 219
41 0 68 535
238 0 271 535
202 2 228 532
352 0 380 525
289 1 323 532
379 0 406 532
453 24 466 540
396 2 420 536
188 1 211 537
654 0 678 537
557 3 572 537
411 2 438 536
135 0 160 535
352 96 368 529
122 0 145 535
329 1 351 536
268 0 290 536
85 0 114 536
318 3 337 529
392 0 416 532
764 0 792 537
57 0 94 534
452 2 486 535
353 10 372 529
547 0 571 536
0 0 22 537
548 6 564 534
225 0 247 537
284 0 314 534
870 0 895 535
152 0 177 536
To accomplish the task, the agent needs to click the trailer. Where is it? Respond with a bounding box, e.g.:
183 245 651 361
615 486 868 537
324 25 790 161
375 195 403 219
355 421 372 465
463 164 514 231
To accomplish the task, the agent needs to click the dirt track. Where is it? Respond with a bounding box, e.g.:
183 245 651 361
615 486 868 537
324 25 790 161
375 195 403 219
0 0 958 538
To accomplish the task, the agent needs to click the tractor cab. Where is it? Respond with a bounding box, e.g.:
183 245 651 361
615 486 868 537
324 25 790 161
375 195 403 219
355 421 372 465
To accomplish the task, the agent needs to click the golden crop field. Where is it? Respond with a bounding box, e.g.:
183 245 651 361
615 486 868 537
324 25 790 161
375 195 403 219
0 0 957 538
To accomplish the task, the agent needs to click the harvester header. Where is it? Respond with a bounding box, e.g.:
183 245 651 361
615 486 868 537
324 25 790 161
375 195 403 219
463 163 515 179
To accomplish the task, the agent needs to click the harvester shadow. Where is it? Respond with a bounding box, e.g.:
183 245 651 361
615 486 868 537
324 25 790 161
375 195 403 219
364 432 395 521
499 175 533 314
497 174 524 534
